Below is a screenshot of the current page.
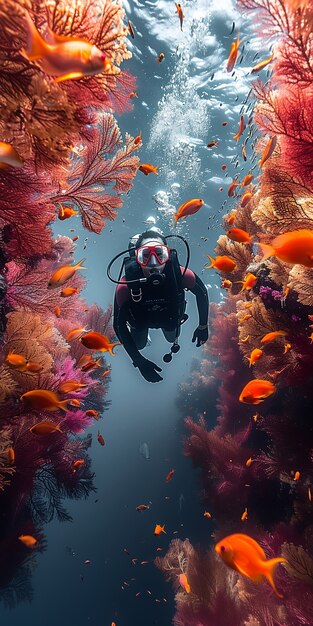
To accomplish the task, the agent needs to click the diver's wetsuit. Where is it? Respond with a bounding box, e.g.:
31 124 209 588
113 266 209 365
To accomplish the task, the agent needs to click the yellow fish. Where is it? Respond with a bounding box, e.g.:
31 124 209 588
22 12 117 83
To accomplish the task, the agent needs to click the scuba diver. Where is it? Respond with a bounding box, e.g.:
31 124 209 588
108 228 209 383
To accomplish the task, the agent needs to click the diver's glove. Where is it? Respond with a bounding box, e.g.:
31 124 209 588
133 356 163 383
192 324 209 347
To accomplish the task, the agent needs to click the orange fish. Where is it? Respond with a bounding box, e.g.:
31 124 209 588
207 255 236 273
173 198 204 223
58 380 87 394
226 35 240 72
80 332 120 355
101 369 111 377
283 343 291 354
241 191 254 207
234 115 246 142
30 421 63 435
251 53 274 73
242 173 254 187
207 141 218 148
58 206 78 220
240 314 252 322
73 459 85 471
72 235 79 242
0 141 23 169
77 354 94 368
175 3 184 30
128 19 135 38
97 431 105 446
138 163 158 175
215 533 287 598
260 331 287 344
165 469 175 482
246 457 252 467
203 511 212 518
25 361 42 373
259 135 277 168
7 447 15 463
228 182 239 197
48 258 87 289
18 535 37 548
308 487 312 502
22 12 115 83
156 53 165 63
129 91 138 98
293 471 300 481
259 229 313 268
60 287 79 297
66 327 90 342
239 379 276 404
154 524 166 536
179 573 191 593
81 358 102 372
55 305 61 317
134 132 142 145
245 348 263 367
227 228 252 244
237 272 257 292
241 508 248 521
21 390 69 412
85 409 100 419
69 399 81 407
5 352 28 369
221 279 232 289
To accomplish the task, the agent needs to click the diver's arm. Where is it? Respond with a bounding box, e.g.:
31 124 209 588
188 273 209 327
113 297 142 364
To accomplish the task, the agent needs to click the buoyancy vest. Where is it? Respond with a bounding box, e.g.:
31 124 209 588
123 249 186 330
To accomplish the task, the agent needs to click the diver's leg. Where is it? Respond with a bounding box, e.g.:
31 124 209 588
162 328 178 343
130 326 149 350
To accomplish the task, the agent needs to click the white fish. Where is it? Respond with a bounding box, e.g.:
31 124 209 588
139 442 150 460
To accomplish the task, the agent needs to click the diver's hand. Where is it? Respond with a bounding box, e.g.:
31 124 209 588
134 356 163 383
192 325 209 347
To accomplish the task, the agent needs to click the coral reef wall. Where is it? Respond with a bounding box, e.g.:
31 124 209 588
157 1 313 624
0 0 139 606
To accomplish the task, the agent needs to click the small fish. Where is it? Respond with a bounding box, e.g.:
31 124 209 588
84 559 91 565
25 361 43 373
259 135 277 168
165 469 175 482
222 121 228 126
240 314 252 322
30 421 63 435
242 144 247 161
136 504 150 512
241 191 254 207
22 12 115 83
229 21 235 35
237 272 257 292
228 182 239 198
66 327 90 342
259 230 313 268
260 331 287 344
7 447 15 463
97 431 105 446
283 343 291 354
175 3 184 30
134 132 142 145
0 141 23 169
21 390 68 412
141 560 149 565
72 236 79 242
48 258 87 289
251 54 274 73
85 409 100 418
128 19 135 38
101 369 111 377
308 487 312 501
60 287 79 297
226 36 240 72
227 228 252 244
5 352 28 369
207 141 218 148
241 508 248 521
18 534 37 548
138 163 158 175
239 379 276 404
58 380 88 394
173 198 204 223
154 524 166 536
69 399 81 407
80 332 120 354
246 457 252 467
54 305 61 317
234 115 246 142
156 53 165 63
215 533 287 597
293 471 300 481
207 255 236 272
129 91 138 98
221 279 232 289
179 573 191 593
242 174 254 187
81 358 102 372
203 511 212 518
245 348 263 367
58 204 78 220
77 354 93 368
73 459 85 471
